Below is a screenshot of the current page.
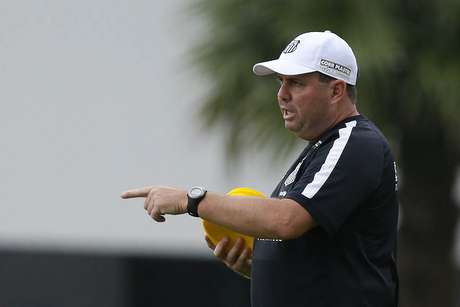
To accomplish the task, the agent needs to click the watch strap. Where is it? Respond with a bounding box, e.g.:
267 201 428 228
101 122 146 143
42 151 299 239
187 189 207 217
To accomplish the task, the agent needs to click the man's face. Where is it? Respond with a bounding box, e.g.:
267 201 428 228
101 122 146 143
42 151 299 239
277 72 332 140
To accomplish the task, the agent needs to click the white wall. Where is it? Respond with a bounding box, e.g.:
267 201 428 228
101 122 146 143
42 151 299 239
0 0 297 256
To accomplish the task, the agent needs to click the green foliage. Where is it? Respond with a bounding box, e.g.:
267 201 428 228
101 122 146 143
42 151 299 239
191 0 460 160
190 2 460 305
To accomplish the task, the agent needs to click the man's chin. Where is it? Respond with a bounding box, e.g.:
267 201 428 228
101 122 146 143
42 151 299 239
284 121 299 132
285 124 313 140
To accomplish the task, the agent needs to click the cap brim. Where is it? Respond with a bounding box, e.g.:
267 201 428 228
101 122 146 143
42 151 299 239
253 59 316 76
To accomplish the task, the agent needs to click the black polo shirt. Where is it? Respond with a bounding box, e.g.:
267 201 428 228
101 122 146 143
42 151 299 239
251 115 399 307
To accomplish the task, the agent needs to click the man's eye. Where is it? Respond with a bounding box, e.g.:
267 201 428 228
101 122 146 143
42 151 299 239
276 78 303 87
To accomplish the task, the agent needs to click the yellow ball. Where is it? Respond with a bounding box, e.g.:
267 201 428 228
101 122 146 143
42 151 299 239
202 187 266 252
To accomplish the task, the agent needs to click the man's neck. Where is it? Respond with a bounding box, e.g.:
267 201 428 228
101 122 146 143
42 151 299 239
307 106 359 141
330 104 359 128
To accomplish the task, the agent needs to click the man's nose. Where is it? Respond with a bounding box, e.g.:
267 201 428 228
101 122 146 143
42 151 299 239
277 83 290 104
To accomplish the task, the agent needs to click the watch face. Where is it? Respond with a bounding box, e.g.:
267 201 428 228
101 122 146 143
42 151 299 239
189 187 204 198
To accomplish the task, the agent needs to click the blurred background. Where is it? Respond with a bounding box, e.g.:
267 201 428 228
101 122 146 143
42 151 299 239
1 1 459 306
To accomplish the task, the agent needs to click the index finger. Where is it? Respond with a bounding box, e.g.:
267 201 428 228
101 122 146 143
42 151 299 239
120 186 153 199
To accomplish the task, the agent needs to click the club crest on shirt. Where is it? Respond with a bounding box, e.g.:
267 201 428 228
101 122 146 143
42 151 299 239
284 140 322 188
284 161 302 186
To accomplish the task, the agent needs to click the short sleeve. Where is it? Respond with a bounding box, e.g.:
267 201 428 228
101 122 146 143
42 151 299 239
285 123 383 235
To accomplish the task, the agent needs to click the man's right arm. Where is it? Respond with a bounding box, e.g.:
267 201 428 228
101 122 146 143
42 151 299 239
198 192 316 240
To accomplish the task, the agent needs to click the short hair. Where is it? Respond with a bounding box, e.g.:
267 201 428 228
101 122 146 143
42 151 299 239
317 72 357 104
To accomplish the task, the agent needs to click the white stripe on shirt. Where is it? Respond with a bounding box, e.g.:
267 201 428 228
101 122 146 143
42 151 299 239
302 120 357 199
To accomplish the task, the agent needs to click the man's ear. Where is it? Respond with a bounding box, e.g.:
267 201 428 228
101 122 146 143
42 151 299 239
330 80 347 104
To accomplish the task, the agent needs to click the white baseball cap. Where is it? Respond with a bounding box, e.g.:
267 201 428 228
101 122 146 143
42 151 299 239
253 31 358 85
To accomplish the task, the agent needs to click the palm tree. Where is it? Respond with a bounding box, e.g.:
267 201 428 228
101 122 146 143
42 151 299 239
191 1 460 306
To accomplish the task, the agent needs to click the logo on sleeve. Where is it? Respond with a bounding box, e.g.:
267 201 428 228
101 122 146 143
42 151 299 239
394 162 399 191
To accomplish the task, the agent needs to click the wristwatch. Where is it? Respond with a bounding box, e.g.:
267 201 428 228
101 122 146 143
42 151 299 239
187 186 207 217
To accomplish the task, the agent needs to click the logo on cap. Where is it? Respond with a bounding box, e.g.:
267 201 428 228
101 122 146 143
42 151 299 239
283 40 300 54
319 59 351 76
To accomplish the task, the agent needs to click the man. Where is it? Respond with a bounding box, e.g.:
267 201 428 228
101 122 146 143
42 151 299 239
121 31 399 307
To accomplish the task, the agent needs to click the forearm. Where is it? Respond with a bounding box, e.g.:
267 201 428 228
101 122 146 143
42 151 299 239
120 185 314 239
198 192 313 239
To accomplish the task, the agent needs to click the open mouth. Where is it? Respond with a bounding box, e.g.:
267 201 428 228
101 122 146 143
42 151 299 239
283 109 295 120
